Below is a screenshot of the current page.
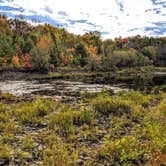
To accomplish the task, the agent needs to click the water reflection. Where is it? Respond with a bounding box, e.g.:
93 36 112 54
0 73 165 97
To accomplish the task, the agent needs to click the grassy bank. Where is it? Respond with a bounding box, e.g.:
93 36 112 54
0 90 165 165
1 66 164 81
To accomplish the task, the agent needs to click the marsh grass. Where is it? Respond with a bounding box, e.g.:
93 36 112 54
49 105 95 136
0 91 165 165
96 136 151 165
91 96 132 116
118 90 151 107
14 99 58 124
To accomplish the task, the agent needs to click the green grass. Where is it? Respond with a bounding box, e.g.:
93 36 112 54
14 99 58 124
91 95 132 115
0 91 165 165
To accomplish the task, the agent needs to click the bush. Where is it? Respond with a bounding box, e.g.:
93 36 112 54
43 144 69 166
91 96 132 116
15 99 57 124
73 107 94 126
0 103 10 131
97 136 150 165
119 91 151 107
49 106 94 135
41 132 69 165
49 108 75 135
0 144 11 162
23 135 35 150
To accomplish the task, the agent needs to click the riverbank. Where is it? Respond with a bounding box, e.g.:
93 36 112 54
1 66 165 80
0 66 165 95
0 66 166 165
0 90 166 165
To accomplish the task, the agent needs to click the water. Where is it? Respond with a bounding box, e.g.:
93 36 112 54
0 72 165 98
88 73 166 90
0 80 125 97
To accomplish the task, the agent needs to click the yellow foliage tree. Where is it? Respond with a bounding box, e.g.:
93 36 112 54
12 55 20 67
0 57 7 67
87 45 97 57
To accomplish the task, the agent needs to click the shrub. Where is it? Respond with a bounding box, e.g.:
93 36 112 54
23 135 35 150
2 121 16 143
33 99 57 116
43 145 69 166
15 103 40 124
0 103 10 131
15 99 57 124
0 102 7 113
42 133 69 165
119 91 151 107
49 108 75 135
97 136 150 165
49 106 94 135
142 122 166 152
73 107 94 126
0 144 11 162
91 96 132 116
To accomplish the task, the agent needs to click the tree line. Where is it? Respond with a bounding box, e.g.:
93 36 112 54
0 15 165 73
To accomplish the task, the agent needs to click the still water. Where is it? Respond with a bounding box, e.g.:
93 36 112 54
0 73 165 98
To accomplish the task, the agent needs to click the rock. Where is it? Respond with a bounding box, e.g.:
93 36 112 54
0 159 5 166
26 154 33 162
37 145 43 151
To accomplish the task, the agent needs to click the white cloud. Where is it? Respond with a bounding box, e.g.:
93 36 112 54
0 0 165 39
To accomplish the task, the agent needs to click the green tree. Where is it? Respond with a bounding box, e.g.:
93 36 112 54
141 46 156 62
30 36 52 73
74 43 88 66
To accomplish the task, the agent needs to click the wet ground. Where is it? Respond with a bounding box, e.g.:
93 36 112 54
0 80 125 97
0 72 165 99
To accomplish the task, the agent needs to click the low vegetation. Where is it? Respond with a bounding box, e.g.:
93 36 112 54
0 90 165 165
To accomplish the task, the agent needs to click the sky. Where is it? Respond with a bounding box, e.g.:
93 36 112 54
0 0 165 39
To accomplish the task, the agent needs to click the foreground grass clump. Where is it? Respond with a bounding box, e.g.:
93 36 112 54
91 96 132 115
0 144 11 162
118 90 151 107
0 91 165 165
0 103 10 131
14 99 58 124
0 93 16 102
49 106 95 136
96 136 150 165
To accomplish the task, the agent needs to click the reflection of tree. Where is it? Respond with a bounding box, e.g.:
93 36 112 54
103 73 154 91
132 74 153 91
153 75 166 86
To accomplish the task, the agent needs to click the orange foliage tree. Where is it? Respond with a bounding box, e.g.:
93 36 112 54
21 53 32 70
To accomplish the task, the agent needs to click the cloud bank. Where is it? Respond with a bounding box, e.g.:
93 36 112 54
0 0 165 39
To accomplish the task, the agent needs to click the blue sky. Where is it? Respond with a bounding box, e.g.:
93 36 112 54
0 0 165 39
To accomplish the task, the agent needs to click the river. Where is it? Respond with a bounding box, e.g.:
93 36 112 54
0 72 165 99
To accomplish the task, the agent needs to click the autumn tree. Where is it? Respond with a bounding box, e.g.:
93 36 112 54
102 39 116 56
12 55 20 68
30 36 52 73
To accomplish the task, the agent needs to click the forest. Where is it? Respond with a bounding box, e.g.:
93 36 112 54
0 14 166 166
0 15 166 73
